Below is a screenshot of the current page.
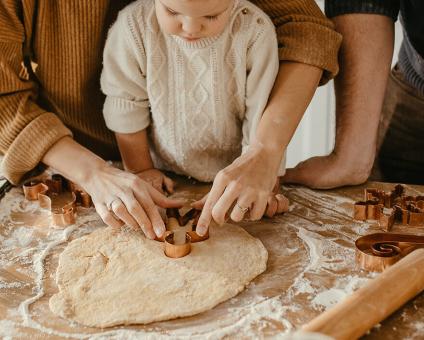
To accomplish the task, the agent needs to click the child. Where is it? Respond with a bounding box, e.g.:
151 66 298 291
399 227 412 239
101 0 284 197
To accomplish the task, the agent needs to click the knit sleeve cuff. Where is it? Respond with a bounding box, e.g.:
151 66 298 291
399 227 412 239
325 0 400 21
103 96 151 134
1 113 72 184
278 22 342 85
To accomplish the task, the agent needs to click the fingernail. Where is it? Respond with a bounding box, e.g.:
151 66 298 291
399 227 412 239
196 225 207 236
154 225 165 237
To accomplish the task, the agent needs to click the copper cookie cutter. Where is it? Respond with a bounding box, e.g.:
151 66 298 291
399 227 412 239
356 232 424 272
23 174 92 227
158 208 209 258
353 185 424 231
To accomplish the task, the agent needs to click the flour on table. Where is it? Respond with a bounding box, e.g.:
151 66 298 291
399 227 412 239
49 224 268 327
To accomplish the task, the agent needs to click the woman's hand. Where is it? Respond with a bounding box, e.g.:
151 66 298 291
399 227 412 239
41 137 183 239
136 168 175 194
82 164 183 239
194 144 284 236
193 175 288 226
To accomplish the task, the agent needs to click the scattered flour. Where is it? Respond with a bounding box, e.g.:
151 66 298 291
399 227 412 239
0 320 21 339
1 183 422 339
312 274 371 309
3 226 34 248
0 279 28 289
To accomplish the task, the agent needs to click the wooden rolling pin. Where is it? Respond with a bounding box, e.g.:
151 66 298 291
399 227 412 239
303 249 424 339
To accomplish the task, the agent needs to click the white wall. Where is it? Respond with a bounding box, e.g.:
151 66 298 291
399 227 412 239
286 1 403 168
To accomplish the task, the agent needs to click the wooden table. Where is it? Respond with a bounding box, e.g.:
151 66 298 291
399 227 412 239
1 178 423 339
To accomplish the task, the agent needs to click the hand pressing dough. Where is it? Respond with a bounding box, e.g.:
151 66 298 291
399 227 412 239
49 224 268 327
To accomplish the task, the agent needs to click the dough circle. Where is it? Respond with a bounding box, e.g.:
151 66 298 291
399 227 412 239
49 224 268 327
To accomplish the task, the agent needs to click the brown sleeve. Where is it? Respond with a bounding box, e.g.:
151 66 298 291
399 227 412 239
251 0 342 84
0 1 71 184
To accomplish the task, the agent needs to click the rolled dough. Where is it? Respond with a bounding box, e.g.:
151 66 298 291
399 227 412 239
49 224 268 327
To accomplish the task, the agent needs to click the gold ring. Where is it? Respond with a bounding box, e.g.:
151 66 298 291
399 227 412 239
107 198 121 211
236 203 249 213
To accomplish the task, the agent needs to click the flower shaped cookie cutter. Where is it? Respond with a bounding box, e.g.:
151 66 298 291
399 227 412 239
158 208 209 258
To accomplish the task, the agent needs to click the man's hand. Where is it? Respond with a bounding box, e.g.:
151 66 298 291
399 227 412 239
136 168 175 194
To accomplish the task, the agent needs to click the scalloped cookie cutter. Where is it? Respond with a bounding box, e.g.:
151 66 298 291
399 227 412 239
23 174 92 227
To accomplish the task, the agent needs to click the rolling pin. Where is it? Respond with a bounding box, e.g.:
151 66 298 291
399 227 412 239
303 249 424 339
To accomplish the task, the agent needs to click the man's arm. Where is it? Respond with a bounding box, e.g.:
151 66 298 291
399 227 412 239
195 61 322 235
195 0 339 233
0 2 181 237
283 13 395 188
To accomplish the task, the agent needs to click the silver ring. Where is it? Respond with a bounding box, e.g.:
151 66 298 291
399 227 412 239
107 197 121 211
236 203 249 213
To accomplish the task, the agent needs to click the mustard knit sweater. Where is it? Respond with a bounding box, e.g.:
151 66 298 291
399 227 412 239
0 0 341 184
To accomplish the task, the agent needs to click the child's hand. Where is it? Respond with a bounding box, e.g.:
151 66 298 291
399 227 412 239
136 169 175 195
264 177 289 218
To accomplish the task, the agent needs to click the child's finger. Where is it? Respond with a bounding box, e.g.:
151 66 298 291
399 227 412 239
163 176 175 194
147 185 185 208
265 195 278 218
275 194 289 213
191 194 208 210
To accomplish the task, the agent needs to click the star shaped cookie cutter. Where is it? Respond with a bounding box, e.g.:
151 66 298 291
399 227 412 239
23 174 92 227
355 233 424 272
353 185 424 231
158 208 209 258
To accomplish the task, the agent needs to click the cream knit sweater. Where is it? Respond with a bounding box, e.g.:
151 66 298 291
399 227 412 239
101 0 283 182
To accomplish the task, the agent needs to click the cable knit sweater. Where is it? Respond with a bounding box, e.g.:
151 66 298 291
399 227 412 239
0 0 342 184
101 0 281 181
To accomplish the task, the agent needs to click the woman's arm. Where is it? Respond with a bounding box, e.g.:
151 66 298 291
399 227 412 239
196 61 322 235
195 0 340 234
0 1 72 184
42 136 182 238
252 0 342 83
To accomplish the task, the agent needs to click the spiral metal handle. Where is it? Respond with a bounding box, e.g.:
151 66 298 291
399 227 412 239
356 233 424 271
